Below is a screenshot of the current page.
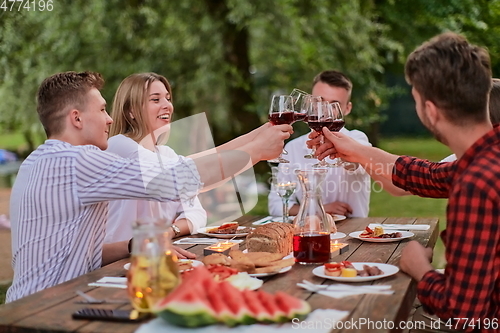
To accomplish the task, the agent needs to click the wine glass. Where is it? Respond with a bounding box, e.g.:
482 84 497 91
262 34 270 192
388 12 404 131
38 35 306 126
307 101 337 168
271 165 296 223
290 88 309 123
303 95 324 159
324 102 346 167
267 95 295 163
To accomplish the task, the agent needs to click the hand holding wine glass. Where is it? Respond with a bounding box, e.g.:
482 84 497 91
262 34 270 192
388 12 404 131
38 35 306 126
267 95 295 163
306 101 336 167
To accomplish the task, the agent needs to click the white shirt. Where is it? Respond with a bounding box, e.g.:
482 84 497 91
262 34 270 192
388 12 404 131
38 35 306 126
105 135 207 243
268 128 372 218
7 140 200 302
440 154 457 163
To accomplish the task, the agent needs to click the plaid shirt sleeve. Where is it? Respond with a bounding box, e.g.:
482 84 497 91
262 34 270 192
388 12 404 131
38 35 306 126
397 156 500 332
392 156 454 198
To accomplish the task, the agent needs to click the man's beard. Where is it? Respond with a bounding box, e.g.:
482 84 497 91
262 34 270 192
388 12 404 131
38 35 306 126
420 111 448 146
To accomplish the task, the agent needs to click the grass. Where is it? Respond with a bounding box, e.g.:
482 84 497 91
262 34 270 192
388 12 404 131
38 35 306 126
0 131 29 152
248 135 450 268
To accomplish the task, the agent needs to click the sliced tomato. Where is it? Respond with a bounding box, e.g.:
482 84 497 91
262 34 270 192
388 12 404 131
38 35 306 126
341 261 354 269
325 262 342 272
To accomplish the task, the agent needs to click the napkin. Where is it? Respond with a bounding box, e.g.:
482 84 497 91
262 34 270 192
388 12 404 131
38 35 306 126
317 288 394 299
135 309 349 333
298 281 394 299
88 276 127 289
368 223 430 231
173 238 244 245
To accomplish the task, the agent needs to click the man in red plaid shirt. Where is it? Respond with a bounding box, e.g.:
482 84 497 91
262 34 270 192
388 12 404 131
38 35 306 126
313 32 499 332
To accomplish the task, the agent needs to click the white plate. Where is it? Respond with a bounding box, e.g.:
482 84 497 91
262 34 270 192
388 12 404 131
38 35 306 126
330 232 346 240
244 253 294 278
349 230 414 243
312 262 399 282
197 226 253 239
249 265 293 278
332 215 347 222
123 259 204 272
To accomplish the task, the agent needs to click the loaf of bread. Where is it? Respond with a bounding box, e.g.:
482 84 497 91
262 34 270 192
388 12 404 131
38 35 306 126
245 222 293 255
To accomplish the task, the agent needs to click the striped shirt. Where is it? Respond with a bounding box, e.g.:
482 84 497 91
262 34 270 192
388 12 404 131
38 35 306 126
6 140 201 302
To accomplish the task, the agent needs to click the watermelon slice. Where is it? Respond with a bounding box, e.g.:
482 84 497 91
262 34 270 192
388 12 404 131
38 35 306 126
256 290 287 323
155 285 217 327
218 280 256 325
241 289 273 322
204 277 239 326
275 291 311 320
152 266 312 327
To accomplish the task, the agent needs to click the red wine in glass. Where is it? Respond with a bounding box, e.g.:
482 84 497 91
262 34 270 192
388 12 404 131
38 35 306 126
327 119 345 132
268 111 295 125
293 233 331 264
294 112 308 122
307 116 333 134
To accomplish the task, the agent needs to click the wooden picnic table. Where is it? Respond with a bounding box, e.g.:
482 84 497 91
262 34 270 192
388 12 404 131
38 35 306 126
0 216 439 333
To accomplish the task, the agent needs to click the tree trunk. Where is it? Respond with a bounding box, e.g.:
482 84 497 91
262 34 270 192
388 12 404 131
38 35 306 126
204 0 260 145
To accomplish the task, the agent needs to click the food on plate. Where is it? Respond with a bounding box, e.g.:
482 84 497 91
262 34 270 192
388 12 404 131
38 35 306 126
327 214 338 234
253 258 295 274
246 222 293 255
340 268 357 278
201 250 294 275
324 261 384 277
202 253 232 266
177 260 193 271
153 266 310 327
207 222 239 234
206 222 253 234
324 262 343 277
359 226 402 239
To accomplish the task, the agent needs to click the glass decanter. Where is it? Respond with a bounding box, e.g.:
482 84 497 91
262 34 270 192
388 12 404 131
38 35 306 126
292 168 332 264
126 218 180 312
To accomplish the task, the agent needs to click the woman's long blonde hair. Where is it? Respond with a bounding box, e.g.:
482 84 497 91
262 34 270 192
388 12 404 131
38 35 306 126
109 73 172 142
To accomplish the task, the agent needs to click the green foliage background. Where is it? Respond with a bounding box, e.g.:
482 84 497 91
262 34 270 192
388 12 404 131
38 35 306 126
2 0 500 153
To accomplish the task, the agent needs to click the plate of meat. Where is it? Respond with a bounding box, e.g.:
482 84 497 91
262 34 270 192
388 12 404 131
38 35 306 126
313 261 399 282
197 223 254 239
349 226 414 243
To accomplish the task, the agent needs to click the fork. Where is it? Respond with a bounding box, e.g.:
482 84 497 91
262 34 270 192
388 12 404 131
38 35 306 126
75 290 129 304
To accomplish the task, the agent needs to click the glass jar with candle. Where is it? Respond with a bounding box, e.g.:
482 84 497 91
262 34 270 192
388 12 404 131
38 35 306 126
127 218 180 312
292 168 332 264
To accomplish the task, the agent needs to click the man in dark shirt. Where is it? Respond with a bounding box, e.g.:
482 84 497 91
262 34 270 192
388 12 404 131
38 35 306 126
314 32 499 332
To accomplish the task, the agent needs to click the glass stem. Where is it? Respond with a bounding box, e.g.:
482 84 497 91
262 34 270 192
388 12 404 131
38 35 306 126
283 198 289 223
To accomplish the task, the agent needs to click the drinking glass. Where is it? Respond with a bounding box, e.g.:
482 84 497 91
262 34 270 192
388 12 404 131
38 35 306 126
267 95 295 163
324 102 346 167
271 165 296 223
302 95 323 158
306 101 335 167
127 219 180 312
290 88 309 123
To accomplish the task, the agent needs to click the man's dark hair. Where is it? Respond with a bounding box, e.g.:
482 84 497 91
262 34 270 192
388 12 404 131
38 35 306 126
312 70 352 100
37 71 104 137
405 32 491 126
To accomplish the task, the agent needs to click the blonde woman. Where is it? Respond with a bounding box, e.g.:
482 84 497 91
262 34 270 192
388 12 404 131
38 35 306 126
105 73 206 255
